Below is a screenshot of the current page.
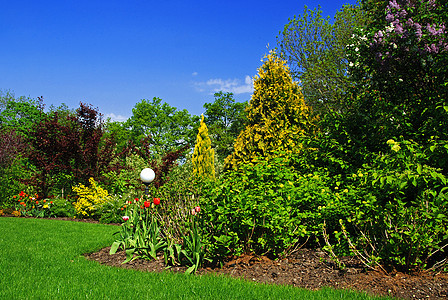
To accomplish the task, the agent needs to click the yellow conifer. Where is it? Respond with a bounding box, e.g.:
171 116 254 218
225 51 317 169
192 114 215 180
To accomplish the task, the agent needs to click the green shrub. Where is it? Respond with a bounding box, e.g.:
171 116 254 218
0 156 35 209
96 195 130 224
200 154 353 259
48 197 76 218
339 139 448 272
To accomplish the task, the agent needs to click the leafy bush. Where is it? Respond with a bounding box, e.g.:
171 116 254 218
47 196 76 218
200 154 354 260
96 195 132 224
338 139 448 272
72 177 111 218
102 154 146 196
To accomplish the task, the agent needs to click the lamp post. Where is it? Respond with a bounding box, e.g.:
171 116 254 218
140 168 155 196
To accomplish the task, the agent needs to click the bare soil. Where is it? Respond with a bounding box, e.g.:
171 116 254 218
4 215 448 299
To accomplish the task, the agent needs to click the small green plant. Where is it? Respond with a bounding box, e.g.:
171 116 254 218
180 206 211 274
48 196 76 218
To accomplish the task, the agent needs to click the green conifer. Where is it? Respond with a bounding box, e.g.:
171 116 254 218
225 51 317 169
192 114 215 180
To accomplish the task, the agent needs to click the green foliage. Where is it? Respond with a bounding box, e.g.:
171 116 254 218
110 193 209 273
102 154 146 196
96 195 129 224
201 155 353 259
203 92 247 159
47 196 76 218
0 91 44 136
192 114 216 180
0 156 34 209
338 139 448 272
225 52 317 170
126 97 199 158
181 208 211 274
277 5 366 113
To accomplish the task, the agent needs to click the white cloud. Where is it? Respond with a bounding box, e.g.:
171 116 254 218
194 75 253 95
104 113 129 122
192 72 198 76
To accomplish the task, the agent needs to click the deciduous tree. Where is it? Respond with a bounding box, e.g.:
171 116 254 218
203 92 247 159
126 97 199 158
277 5 365 114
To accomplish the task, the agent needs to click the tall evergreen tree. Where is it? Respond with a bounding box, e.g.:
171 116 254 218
225 52 317 170
192 114 215 180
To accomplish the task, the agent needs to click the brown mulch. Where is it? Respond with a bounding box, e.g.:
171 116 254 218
85 246 448 300
4 215 448 299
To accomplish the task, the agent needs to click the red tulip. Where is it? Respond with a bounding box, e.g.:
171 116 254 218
153 198 160 205
122 216 130 221
195 206 201 212
144 201 151 208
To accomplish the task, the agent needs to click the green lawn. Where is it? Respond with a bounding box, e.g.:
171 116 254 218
0 217 390 299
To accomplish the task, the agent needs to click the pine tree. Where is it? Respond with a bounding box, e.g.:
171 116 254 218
224 51 317 170
192 114 215 180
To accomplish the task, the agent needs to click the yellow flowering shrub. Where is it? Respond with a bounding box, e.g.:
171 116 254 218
72 178 111 217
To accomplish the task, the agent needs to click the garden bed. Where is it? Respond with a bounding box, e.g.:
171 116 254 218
86 245 448 300
3 214 447 299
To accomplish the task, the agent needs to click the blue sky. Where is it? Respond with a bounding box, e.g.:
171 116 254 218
1 0 356 121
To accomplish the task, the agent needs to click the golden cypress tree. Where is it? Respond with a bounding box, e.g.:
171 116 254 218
192 114 215 180
224 51 317 169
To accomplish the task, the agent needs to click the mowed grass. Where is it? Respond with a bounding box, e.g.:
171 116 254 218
0 217 390 299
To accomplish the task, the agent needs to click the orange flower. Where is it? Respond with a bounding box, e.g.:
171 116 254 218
121 207 124 211
36 201 39 204
50 201 53 204
43 200 46 203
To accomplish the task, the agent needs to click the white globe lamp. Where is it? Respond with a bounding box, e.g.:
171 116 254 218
140 168 155 195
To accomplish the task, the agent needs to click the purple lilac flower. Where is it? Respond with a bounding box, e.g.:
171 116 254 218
399 9 407 18
389 0 401 10
414 23 423 40
386 13 395 22
425 43 439 53
431 44 439 53
427 24 437 35
395 23 405 35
